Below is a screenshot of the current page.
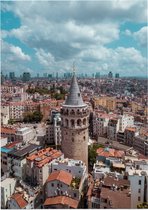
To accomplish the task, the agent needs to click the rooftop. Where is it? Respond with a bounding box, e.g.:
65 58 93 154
103 176 130 187
101 187 131 209
46 170 72 185
27 147 63 168
8 144 41 158
96 147 125 158
1 127 16 134
44 196 79 208
11 193 28 209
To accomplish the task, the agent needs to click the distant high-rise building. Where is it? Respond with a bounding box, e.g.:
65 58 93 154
115 73 120 78
48 74 52 79
64 72 72 79
37 73 40 78
22 72 31 82
43 73 48 78
108 71 113 78
95 72 100 79
9 72 15 81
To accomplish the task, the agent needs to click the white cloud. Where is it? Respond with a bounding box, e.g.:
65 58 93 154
1 41 31 74
36 49 54 66
10 45 31 61
133 26 148 47
1 0 147 76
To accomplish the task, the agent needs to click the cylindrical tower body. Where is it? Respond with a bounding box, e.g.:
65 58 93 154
61 105 89 167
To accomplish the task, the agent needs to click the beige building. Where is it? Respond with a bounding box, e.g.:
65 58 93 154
61 73 89 168
94 96 116 111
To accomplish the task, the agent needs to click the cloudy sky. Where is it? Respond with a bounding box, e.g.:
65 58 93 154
1 0 148 77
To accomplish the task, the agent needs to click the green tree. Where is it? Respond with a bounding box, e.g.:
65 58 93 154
88 144 104 167
137 203 148 209
23 111 43 123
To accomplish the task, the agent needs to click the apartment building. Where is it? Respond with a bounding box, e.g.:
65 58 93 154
107 118 120 140
46 110 62 146
7 144 41 179
133 135 148 156
1 105 10 125
1 141 22 174
1 177 17 208
1 127 16 142
44 170 83 208
124 127 139 146
26 147 64 186
51 158 87 179
128 168 148 208
16 127 35 144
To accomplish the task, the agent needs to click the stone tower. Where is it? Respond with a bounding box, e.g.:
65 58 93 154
61 72 89 167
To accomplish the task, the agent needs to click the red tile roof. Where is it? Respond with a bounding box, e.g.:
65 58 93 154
46 170 72 185
11 193 28 209
26 147 63 168
6 141 21 149
44 196 79 208
1 127 16 135
96 148 124 158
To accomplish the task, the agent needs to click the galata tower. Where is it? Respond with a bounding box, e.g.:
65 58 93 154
61 71 89 167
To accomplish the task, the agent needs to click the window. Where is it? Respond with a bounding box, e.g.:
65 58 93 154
72 138 74 142
74 193 77 197
138 189 141 193
51 183 54 187
138 196 141 201
60 184 62 187
139 180 141 185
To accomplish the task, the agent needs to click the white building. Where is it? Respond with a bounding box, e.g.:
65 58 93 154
46 110 62 146
7 144 40 179
45 170 85 203
1 177 17 208
16 127 35 143
128 169 148 208
1 105 10 125
119 114 134 132
93 162 110 180
0 137 8 147
94 114 110 138
9 102 25 120
51 158 87 179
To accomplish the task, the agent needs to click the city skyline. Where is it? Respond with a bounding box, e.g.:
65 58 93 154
1 0 148 77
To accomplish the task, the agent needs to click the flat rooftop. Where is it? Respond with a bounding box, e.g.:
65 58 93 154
8 144 42 158
1 177 16 187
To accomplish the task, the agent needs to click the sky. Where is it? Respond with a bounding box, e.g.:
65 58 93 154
1 0 148 77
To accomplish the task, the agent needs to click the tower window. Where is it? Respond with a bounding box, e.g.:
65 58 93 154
72 138 74 142
78 93 80 97
83 136 86 140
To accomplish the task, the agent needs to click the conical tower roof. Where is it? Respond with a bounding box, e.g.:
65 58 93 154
64 73 85 107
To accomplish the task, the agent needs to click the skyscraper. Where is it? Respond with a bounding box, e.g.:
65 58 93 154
61 72 89 167
115 73 120 78
108 71 113 78
9 72 15 81
22 72 31 82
